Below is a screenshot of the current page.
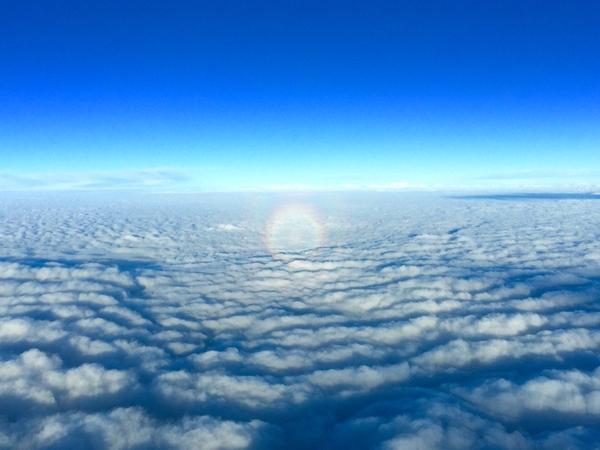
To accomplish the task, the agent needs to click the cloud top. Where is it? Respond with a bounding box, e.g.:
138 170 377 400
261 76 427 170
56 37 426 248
1 192 599 449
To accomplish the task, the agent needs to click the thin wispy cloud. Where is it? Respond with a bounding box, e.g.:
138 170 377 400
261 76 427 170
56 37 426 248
0 169 191 192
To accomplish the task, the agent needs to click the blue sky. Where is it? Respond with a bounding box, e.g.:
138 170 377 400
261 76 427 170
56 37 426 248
1 0 599 191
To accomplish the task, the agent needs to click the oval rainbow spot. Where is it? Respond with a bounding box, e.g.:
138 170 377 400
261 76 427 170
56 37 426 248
264 203 325 257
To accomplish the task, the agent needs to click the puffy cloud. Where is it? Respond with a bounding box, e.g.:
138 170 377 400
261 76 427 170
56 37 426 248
0 349 135 415
1 192 600 448
456 366 600 420
1 407 268 450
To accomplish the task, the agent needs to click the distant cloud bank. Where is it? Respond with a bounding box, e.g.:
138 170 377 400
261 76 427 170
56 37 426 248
2 168 598 193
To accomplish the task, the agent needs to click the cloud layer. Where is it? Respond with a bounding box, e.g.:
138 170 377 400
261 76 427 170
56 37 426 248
1 192 599 449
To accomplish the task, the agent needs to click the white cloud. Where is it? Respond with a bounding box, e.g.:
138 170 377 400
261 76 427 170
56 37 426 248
0 169 191 192
1 192 600 448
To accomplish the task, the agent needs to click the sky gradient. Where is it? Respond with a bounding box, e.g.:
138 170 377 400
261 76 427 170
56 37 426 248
1 0 599 191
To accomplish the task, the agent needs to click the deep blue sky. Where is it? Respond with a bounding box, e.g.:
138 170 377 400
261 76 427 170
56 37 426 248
1 0 599 191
